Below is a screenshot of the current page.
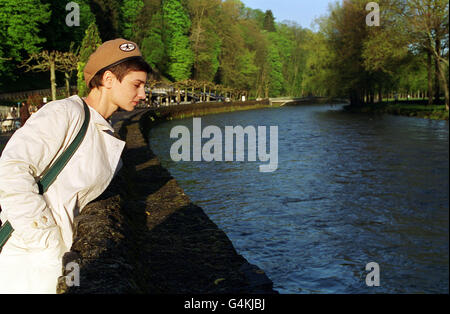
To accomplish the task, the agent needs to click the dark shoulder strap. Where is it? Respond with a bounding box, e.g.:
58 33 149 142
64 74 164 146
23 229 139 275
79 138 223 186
0 220 12 249
38 98 91 194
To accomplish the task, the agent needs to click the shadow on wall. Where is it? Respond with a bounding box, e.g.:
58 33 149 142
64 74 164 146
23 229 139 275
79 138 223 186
58 113 276 294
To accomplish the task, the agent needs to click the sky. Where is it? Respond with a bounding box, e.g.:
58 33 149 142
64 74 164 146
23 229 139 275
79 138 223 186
240 0 336 29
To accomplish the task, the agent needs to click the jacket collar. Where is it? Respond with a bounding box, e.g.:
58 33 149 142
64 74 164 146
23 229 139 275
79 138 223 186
73 95 114 133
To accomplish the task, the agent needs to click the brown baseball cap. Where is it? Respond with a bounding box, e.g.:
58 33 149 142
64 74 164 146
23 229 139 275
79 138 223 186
84 38 143 87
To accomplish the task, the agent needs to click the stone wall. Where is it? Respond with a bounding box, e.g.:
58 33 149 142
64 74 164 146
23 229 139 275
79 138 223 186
57 104 277 294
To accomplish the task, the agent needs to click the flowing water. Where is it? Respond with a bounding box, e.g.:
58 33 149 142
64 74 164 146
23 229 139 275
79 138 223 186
148 104 449 294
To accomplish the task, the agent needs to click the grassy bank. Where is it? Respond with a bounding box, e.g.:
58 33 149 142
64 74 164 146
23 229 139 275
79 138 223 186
344 101 449 120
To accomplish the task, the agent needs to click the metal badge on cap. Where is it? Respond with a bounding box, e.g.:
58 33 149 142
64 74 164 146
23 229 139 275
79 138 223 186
120 43 136 52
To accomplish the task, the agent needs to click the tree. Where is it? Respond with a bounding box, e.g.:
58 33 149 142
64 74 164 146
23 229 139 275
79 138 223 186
217 0 257 92
141 12 165 69
302 30 336 97
241 7 265 28
0 0 51 85
323 0 373 105
162 0 194 81
40 0 95 52
20 50 78 100
404 0 449 110
89 0 122 40
238 49 258 92
239 18 269 98
395 53 428 97
362 0 449 108
273 22 309 97
265 33 285 97
360 0 412 103
131 0 162 46
362 0 410 75
77 22 102 97
187 0 222 82
58 43 80 98
263 10 276 32
121 0 145 40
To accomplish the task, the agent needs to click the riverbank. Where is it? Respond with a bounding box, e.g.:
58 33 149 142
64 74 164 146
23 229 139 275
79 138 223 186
343 101 449 120
145 99 272 121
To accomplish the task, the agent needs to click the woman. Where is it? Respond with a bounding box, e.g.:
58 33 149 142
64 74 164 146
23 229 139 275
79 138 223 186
0 39 151 293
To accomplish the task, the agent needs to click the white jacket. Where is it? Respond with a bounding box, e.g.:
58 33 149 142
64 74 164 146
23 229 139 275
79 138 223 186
0 95 125 293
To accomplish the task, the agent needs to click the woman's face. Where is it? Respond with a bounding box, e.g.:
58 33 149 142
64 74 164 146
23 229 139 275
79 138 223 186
110 70 147 111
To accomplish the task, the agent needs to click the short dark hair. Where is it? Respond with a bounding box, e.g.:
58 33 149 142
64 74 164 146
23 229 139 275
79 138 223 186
89 56 152 90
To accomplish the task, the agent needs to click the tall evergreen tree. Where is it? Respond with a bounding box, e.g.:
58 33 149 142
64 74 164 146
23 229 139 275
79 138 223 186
77 22 102 97
263 10 276 32
267 34 285 97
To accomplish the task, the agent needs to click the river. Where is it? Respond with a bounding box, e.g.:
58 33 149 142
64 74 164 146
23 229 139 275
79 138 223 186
148 104 449 294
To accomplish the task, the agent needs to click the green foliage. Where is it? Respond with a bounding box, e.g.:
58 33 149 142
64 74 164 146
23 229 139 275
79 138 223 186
263 10 276 32
267 23 308 97
141 12 164 69
325 0 371 103
165 32 194 81
266 33 284 97
121 0 144 40
0 0 324 97
3 0 445 106
187 0 222 81
238 49 258 90
394 54 428 94
192 31 221 82
162 0 194 81
0 0 50 72
77 22 102 97
303 0 449 107
90 0 122 40
40 0 95 52
241 7 265 28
